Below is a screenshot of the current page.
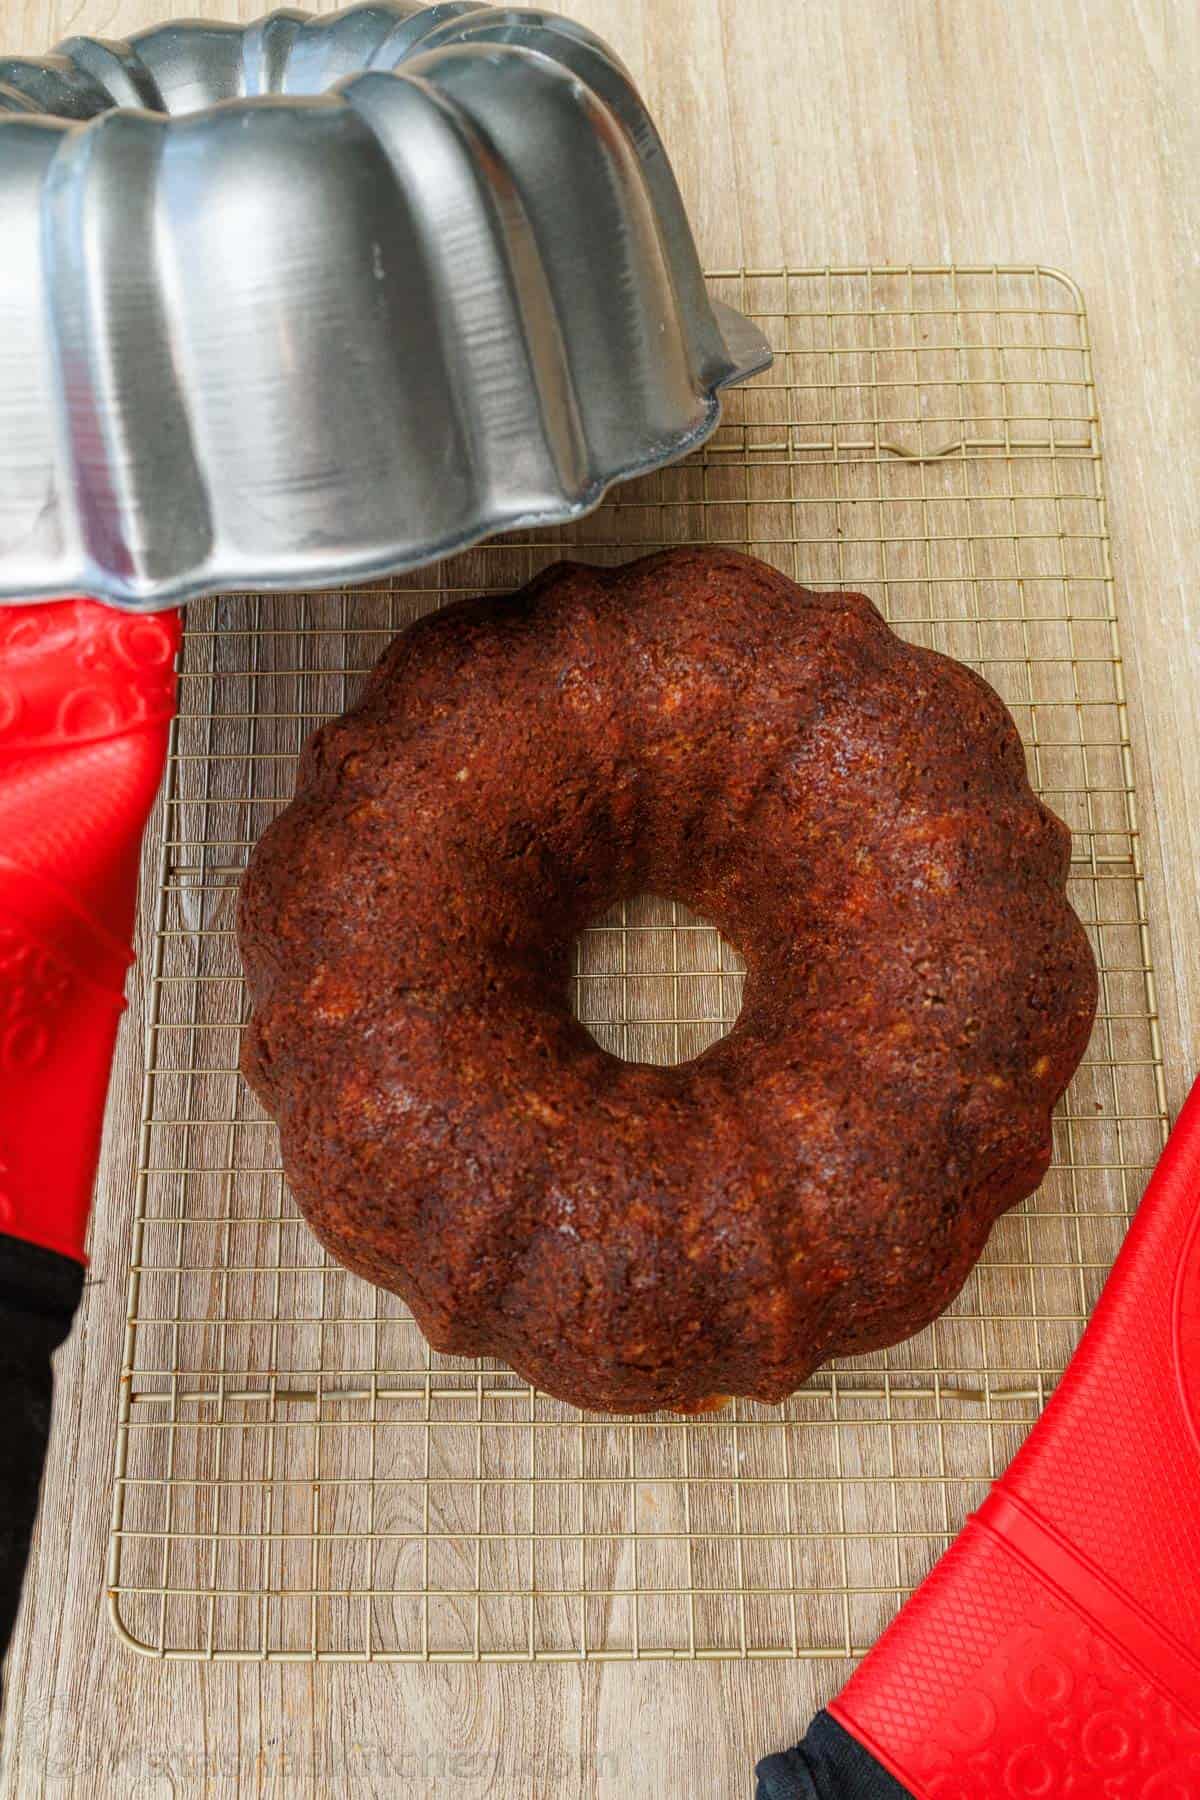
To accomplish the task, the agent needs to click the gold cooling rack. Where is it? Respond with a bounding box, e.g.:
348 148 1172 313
109 266 1168 1663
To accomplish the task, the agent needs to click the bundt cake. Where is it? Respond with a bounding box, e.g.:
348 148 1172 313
238 548 1098 1414
0 1 768 609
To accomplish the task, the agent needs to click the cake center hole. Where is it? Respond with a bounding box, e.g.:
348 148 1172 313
570 895 745 1068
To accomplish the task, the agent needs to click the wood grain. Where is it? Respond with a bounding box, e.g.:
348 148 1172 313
1 1 1197 1795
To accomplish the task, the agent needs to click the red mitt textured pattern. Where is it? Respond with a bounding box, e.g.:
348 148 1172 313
832 1078 1200 1797
0 600 180 1261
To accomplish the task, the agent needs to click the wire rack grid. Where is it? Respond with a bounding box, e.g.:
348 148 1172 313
109 266 1168 1664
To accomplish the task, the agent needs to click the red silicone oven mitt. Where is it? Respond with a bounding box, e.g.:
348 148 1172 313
0 597 180 1664
0 599 180 1258
759 1078 1200 1797
831 1075 1200 1792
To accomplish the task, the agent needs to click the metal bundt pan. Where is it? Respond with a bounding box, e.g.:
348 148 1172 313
0 2 771 612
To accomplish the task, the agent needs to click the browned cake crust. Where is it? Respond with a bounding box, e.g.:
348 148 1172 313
238 548 1097 1413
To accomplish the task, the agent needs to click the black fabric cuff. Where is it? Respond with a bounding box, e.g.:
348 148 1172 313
756 1711 914 1800
0 1234 85 1671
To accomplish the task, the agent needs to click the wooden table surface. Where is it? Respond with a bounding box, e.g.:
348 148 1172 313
2 1 1197 1794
